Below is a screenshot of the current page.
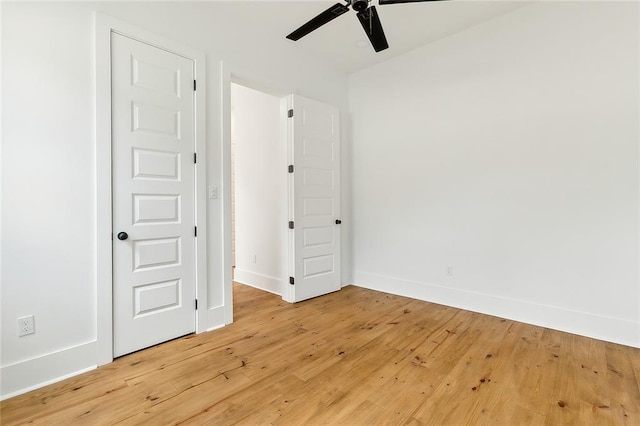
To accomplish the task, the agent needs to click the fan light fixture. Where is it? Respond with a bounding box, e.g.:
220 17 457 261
286 0 447 53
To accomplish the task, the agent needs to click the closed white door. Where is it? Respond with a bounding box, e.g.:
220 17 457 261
287 95 341 302
111 33 196 357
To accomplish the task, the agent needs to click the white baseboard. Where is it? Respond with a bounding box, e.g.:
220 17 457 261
1 341 97 400
206 305 226 331
352 271 640 348
1 305 230 401
234 269 282 296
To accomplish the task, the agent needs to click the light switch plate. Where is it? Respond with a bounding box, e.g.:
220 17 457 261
208 186 218 199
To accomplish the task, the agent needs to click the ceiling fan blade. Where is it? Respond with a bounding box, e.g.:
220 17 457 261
379 0 446 4
356 6 389 52
286 3 350 41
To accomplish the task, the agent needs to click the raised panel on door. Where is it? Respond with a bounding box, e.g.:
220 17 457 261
288 95 341 302
111 32 196 357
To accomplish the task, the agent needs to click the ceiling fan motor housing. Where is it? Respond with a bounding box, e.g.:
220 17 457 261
286 0 392 52
352 0 369 12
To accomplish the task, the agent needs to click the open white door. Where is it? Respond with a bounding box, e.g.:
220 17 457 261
286 95 341 303
111 33 197 357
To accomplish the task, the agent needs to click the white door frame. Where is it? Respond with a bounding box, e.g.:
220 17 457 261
95 14 207 365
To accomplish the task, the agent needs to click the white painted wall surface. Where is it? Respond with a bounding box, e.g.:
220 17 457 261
349 2 639 347
231 83 284 295
1 2 350 398
2 6 97 388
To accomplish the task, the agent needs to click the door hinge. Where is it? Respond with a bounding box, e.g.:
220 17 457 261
194 80 196 91
288 109 294 118
288 221 294 229
195 299 198 310
289 277 295 285
194 226 197 237
194 153 197 164
288 165 294 173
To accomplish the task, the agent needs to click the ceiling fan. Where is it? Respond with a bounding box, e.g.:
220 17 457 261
286 0 445 53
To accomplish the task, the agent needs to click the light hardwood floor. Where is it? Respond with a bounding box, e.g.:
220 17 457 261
2 283 639 425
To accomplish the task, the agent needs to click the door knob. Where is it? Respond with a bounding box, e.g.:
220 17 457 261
117 232 129 241
335 219 342 225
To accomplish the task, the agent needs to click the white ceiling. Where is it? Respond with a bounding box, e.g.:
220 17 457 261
228 0 531 73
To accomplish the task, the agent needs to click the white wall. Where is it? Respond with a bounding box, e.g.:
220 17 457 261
231 83 284 295
1 1 350 398
349 1 640 347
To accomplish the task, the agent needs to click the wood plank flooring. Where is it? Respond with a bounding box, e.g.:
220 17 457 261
1 283 639 425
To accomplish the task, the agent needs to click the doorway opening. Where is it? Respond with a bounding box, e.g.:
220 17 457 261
230 82 287 296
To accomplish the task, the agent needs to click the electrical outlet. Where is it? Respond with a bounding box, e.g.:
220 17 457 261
253 254 257 264
17 315 35 337
446 266 454 277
